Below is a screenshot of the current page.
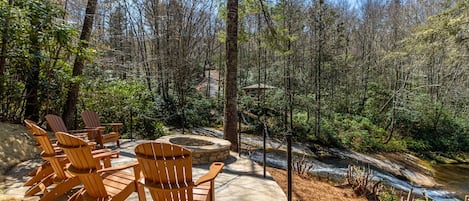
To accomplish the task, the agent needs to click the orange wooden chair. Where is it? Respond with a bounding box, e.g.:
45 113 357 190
23 119 56 187
24 121 118 201
23 119 119 187
135 142 224 201
45 114 96 142
55 132 145 201
81 110 121 148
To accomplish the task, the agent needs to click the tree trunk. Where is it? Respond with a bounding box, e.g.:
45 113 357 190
62 0 98 128
24 12 42 122
0 0 13 117
224 0 238 152
314 1 323 138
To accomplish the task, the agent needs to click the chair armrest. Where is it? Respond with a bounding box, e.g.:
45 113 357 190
101 123 123 126
55 153 68 159
68 130 94 140
101 123 122 133
68 129 90 134
194 162 224 186
91 150 120 159
84 126 106 130
97 161 139 173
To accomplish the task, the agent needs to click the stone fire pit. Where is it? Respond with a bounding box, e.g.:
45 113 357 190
156 134 231 164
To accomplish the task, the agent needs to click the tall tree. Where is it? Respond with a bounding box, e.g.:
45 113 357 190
24 0 60 121
224 0 238 151
23 6 42 122
313 0 324 138
0 0 13 117
62 0 98 128
0 0 13 87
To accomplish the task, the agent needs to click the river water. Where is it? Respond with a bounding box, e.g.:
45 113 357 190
432 164 469 200
246 150 466 201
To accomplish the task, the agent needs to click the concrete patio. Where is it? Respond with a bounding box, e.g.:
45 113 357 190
1 139 287 201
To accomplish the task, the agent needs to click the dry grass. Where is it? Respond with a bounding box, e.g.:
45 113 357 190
267 167 367 201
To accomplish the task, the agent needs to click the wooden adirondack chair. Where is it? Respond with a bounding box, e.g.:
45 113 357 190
134 142 224 201
55 132 145 201
23 119 119 187
81 110 121 148
23 119 56 187
24 120 119 200
45 114 96 142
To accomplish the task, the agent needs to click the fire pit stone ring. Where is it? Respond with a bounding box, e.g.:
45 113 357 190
156 134 231 164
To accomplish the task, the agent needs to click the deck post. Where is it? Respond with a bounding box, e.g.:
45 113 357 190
263 122 266 178
286 131 292 201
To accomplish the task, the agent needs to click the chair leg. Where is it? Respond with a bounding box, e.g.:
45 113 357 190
24 163 54 186
40 177 81 201
137 182 146 201
102 157 111 168
210 181 214 201
25 174 54 196
116 139 120 147
99 141 105 149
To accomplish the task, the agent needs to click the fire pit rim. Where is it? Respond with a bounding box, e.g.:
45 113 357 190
156 134 231 153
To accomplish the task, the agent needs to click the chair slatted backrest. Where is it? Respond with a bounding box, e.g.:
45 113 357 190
25 121 67 180
45 114 68 132
24 119 42 148
81 110 101 128
135 142 194 201
55 132 107 198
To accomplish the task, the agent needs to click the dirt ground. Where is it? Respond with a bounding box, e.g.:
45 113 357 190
267 167 366 201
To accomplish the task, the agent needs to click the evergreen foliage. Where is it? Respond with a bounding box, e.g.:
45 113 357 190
0 0 467 155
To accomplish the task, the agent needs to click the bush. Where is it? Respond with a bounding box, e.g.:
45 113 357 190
332 114 386 152
140 121 167 140
155 94 216 128
379 189 398 201
316 113 431 152
395 97 469 152
79 72 154 138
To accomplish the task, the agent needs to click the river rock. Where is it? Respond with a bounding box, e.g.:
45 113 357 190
327 148 438 188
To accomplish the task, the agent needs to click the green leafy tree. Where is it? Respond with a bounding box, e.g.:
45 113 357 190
0 0 76 122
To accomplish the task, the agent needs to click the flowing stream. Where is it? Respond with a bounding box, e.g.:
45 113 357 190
193 128 468 201
246 151 464 201
432 164 469 200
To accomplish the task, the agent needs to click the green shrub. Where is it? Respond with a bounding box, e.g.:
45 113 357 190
395 97 469 152
379 190 398 201
79 73 154 138
141 121 167 140
153 93 218 129
332 114 386 152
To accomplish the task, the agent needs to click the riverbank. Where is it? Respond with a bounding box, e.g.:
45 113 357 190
267 166 366 201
